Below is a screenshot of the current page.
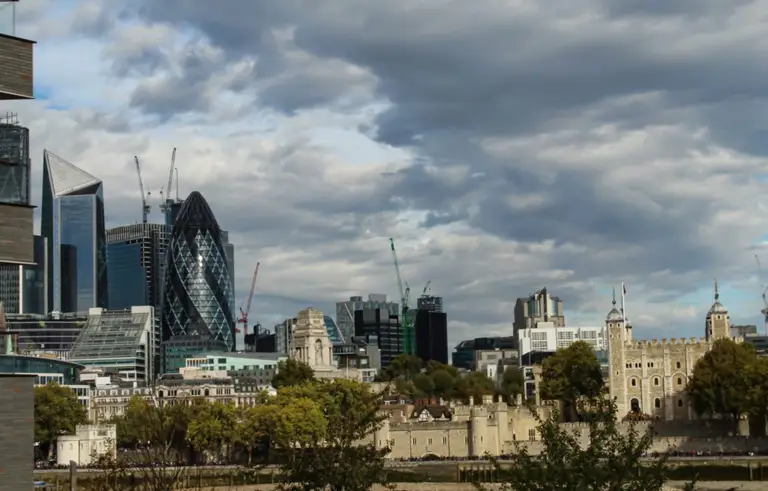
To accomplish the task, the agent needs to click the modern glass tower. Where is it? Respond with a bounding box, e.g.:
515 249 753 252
41 150 109 312
161 191 235 350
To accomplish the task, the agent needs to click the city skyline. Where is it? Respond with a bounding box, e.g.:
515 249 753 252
4 1 768 348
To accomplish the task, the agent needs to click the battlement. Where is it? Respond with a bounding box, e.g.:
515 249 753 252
627 336 708 349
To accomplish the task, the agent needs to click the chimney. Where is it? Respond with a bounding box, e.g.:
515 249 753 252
468 396 475 406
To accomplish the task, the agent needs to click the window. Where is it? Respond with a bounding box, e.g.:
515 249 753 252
428 438 433 445
647 362 655 368
412 438 416 445
528 429 536 441
676 361 681 369
630 378 637 387
676 377 683 385
677 399 683 408
442 437 447 445
653 377 660 386
654 398 661 409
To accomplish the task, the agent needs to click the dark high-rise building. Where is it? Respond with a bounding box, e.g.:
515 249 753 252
513 287 565 336
0 235 47 314
414 309 448 365
161 191 235 351
107 223 171 310
354 308 402 368
41 150 108 312
0 119 35 304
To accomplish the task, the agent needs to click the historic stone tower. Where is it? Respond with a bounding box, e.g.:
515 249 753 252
705 281 731 342
606 288 631 416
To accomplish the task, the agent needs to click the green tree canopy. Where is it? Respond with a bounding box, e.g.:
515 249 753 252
540 340 604 412
686 338 756 434
187 401 237 458
34 383 87 458
455 370 496 403
378 354 423 381
500 365 525 403
270 379 390 491
483 398 697 491
272 359 315 388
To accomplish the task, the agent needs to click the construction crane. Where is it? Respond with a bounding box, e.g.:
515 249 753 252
755 254 768 335
134 156 151 223
420 280 431 296
237 262 260 337
159 148 176 214
389 238 414 355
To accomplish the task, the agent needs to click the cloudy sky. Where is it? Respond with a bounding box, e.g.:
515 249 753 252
6 0 768 348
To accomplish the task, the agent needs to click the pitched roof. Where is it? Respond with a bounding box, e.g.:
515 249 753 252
44 149 101 197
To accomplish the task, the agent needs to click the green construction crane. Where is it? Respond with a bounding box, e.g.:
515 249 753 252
389 238 415 355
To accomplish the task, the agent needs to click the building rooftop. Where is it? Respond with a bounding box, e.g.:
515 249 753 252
69 310 150 361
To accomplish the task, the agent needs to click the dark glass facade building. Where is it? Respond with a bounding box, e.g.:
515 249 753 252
354 308 402 368
161 191 235 351
414 309 448 365
41 150 108 312
324 315 344 345
0 235 48 315
107 223 171 311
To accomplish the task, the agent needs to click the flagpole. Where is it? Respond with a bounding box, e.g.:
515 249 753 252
621 282 627 323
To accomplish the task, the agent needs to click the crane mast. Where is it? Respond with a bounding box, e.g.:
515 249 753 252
134 156 151 224
237 262 260 339
159 148 176 213
390 238 415 355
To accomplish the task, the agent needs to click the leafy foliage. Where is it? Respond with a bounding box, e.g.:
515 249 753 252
540 340 604 415
270 379 392 491
378 354 496 403
272 359 316 388
499 366 525 403
483 398 698 491
34 383 88 458
686 338 760 434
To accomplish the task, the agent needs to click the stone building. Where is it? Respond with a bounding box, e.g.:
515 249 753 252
372 396 547 459
607 283 740 420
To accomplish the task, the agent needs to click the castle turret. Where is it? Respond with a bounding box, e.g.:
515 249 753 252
705 280 730 342
606 288 629 416
469 406 488 457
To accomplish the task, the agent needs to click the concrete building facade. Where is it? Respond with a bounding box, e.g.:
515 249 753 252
0 374 33 491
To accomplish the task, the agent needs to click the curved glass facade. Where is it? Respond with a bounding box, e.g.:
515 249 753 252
0 354 83 384
161 191 235 351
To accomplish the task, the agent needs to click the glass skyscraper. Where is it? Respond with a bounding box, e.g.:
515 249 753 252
106 223 171 310
41 150 108 312
161 191 235 351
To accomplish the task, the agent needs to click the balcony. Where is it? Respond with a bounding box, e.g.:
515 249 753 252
0 32 34 99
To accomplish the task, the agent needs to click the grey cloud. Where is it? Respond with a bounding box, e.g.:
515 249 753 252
30 1 768 340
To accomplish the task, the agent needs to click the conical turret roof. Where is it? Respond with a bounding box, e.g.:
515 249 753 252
174 191 221 232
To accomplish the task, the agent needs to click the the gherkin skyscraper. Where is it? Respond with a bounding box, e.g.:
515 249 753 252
161 191 235 350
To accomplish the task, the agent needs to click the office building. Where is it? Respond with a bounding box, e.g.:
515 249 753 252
324 315 344 345
161 333 229 374
513 287 565 336
68 306 157 383
244 325 276 352
336 294 398 343
517 325 606 359
41 150 109 312
220 229 236 315
106 223 170 310
275 317 297 354
0 234 46 314
451 336 516 370
354 308 402 368
6 310 86 359
161 191 235 350
414 308 448 365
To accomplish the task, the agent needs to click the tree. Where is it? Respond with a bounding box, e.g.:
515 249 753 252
429 369 456 400
686 338 755 434
500 366 525 403
745 357 768 436
378 354 423 381
271 379 391 491
413 372 435 397
540 341 603 417
34 383 88 458
237 404 274 466
482 398 697 491
455 371 496 404
187 401 237 462
272 359 316 389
